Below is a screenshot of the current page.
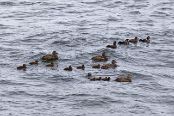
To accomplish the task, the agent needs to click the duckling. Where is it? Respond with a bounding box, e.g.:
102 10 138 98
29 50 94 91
89 77 102 81
46 62 54 67
17 64 27 70
139 36 150 43
118 39 129 45
64 65 72 71
29 60 38 65
129 37 138 44
115 74 132 82
106 41 117 49
41 51 58 61
101 60 117 69
91 52 108 62
77 64 85 70
101 77 110 81
92 64 100 69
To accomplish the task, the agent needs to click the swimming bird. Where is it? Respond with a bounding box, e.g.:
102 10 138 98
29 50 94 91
101 60 117 69
17 64 27 70
92 64 100 69
101 77 110 81
139 36 150 43
91 52 108 62
115 74 132 82
77 64 85 70
118 39 129 45
46 62 54 67
64 65 73 71
129 37 138 44
29 60 38 65
106 41 117 49
41 51 58 62
89 77 102 81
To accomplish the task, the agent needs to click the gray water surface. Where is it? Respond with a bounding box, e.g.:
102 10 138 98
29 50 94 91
0 0 174 116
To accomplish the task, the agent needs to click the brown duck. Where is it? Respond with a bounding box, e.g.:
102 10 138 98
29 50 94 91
77 64 85 70
101 60 117 69
118 39 129 45
106 41 117 49
129 37 138 44
139 36 150 43
29 60 38 65
91 52 108 62
115 74 132 82
64 65 72 71
92 64 100 69
46 62 54 67
41 51 58 61
17 64 27 70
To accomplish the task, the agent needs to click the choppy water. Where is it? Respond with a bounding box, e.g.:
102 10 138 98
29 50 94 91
0 0 174 115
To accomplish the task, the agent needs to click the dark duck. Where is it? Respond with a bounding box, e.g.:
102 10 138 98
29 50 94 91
91 52 108 62
76 64 85 70
17 64 27 70
139 36 150 43
64 65 73 71
41 51 58 62
118 39 129 45
106 41 117 49
115 74 132 82
129 37 138 44
101 60 117 69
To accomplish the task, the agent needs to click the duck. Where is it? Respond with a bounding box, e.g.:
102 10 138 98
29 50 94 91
17 64 27 70
46 62 54 67
139 36 150 43
91 52 108 62
64 65 72 71
118 39 129 45
106 41 117 49
41 51 58 61
115 74 132 82
129 37 138 44
92 64 100 69
101 77 110 81
89 77 102 81
29 60 38 65
101 60 117 69
77 64 85 70
87 73 92 77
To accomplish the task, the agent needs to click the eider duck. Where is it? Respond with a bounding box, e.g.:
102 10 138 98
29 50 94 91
106 41 117 49
41 51 58 61
77 64 85 70
101 60 117 69
115 74 132 82
17 64 26 70
129 37 138 44
139 36 150 43
64 65 72 71
118 39 129 45
91 52 108 62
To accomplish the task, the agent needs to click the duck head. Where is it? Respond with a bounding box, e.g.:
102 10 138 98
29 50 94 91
102 52 106 57
135 37 138 40
52 51 58 55
112 60 116 64
147 36 150 40
113 41 117 45
23 64 26 67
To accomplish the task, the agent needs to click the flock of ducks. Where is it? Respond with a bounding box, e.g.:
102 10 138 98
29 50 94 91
17 36 151 82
